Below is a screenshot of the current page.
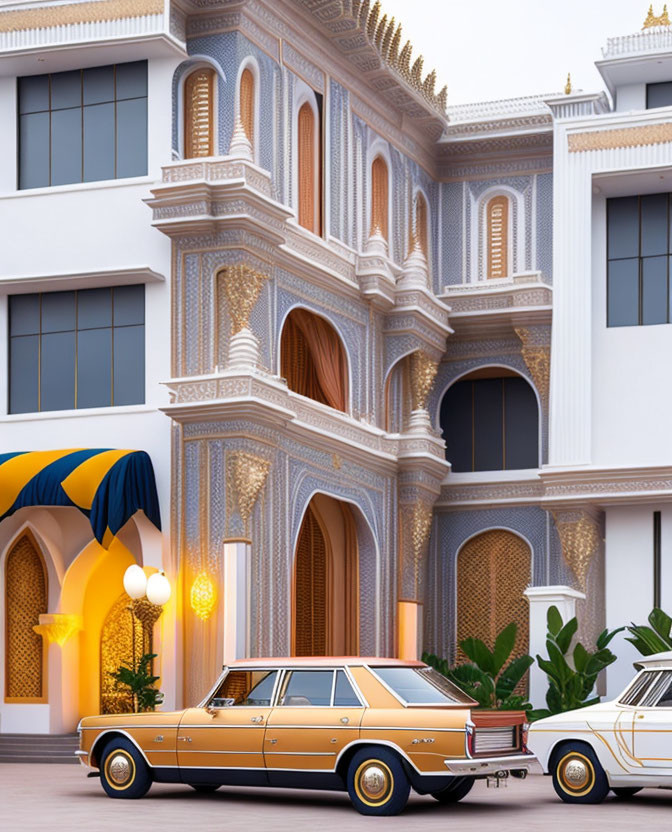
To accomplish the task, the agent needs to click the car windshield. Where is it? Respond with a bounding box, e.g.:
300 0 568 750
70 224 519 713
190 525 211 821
372 666 474 705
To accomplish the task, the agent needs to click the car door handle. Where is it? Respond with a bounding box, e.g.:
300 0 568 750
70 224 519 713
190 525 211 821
637 714 645 719
340 717 349 724
266 738 278 744
250 716 264 724
177 736 192 742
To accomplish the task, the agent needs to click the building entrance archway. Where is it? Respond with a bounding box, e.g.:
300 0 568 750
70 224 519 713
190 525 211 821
292 494 359 656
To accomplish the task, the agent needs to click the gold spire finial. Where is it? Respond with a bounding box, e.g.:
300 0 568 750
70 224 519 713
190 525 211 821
643 4 670 27
565 72 572 95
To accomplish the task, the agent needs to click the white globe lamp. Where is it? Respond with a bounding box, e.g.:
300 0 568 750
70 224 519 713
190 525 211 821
123 564 147 600
146 571 171 606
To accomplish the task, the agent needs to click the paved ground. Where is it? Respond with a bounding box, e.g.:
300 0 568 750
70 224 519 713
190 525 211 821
1 765 671 832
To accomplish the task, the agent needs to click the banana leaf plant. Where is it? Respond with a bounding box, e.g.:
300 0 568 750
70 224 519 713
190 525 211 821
423 622 533 711
530 606 623 721
625 608 672 656
110 652 164 713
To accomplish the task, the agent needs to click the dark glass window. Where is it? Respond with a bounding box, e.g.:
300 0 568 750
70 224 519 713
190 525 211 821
279 670 334 706
210 670 278 708
17 61 147 189
647 82 672 110
440 375 539 472
8 285 144 414
607 193 672 327
333 670 361 707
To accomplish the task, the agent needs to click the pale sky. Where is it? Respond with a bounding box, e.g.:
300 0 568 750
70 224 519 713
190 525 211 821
381 0 650 106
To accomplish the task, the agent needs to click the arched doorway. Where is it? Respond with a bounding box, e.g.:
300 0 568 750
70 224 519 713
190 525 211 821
292 494 358 656
4 532 48 702
457 530 530 666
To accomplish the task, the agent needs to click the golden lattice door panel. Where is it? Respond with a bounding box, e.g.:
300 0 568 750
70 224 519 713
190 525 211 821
184 67 214 159
5 534 48 701
294 506 327 656
100 593 152 714
487 195 509 278
457 530 530 666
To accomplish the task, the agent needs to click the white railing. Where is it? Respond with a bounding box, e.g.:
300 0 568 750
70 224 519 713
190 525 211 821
0 13 165 51
602 25 672 58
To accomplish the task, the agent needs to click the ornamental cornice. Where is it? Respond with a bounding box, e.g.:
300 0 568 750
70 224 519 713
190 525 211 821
541 466 672 506
437 477 544 508
568 121 672 153
0 0 164 32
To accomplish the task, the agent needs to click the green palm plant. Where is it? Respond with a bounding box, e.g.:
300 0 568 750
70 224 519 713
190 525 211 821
530 606 623 720
110 652 164 713
625 608 672 656
424 622 533 711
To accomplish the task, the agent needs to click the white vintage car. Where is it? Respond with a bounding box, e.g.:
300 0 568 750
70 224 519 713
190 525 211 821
529 651 672 803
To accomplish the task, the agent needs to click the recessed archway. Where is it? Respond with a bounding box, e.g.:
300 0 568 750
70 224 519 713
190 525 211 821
292 494 359 656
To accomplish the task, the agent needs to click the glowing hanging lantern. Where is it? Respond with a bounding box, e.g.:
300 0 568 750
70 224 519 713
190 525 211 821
146 571 171 606
123 564 147 599
190 570 217 621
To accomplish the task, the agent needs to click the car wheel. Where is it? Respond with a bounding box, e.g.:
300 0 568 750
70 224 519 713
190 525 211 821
611 787 642 799
100 738 152 799
431 776 475 803
189 784 221 793
347 747 410 816
551 743 609 804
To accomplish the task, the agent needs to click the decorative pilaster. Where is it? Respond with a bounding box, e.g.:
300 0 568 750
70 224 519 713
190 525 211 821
515 327 550 406
399 501 434 602
218 264 268 370
407 350 439 433
226 450 271 531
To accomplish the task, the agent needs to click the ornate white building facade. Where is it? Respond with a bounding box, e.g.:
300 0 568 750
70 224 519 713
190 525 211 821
0 0 670 733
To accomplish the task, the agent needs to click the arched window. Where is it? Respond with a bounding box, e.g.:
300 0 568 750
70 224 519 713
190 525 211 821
371 155 389 241
440 370 538 471
457 530 530 667
298 100 322 234
184 67 215 158
280 308 348 412
5 533 48 701
239 67 255 151
487 195 509 278
413 191 429 259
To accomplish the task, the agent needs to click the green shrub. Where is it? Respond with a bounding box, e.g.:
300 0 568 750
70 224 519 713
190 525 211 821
625 608 672 655
423 621 533 711
110 652 164 713
530 606 623 721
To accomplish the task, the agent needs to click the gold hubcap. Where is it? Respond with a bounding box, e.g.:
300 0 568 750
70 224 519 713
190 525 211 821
105 750 135 789
355 760 393 806
557 752 594 796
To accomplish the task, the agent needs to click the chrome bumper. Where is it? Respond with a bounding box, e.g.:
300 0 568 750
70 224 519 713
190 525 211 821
443 752 542 776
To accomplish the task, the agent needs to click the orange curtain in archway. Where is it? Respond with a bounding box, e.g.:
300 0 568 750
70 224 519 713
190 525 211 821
415 192 428 258
294 504 327 656
298 102 316 233
281 309 347 412
239 68 254 148
371 156 389 240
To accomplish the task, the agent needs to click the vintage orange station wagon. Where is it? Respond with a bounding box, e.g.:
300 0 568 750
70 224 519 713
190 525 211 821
77 657 540 815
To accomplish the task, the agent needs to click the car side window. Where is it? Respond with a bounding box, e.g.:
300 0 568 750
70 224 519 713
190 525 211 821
654 675 672 708
641 671 672 707
333 670 361 706
210 670 277 707
278 670 334 706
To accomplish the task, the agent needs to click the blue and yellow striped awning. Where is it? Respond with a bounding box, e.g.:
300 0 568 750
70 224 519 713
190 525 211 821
0 449 161 548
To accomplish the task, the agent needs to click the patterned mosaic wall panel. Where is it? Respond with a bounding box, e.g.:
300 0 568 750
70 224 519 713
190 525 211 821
441 182 464 287
425 506 555 661
536 172 553 281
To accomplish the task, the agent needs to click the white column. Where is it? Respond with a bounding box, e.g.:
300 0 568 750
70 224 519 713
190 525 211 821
222 541 250 665
524 585 585 708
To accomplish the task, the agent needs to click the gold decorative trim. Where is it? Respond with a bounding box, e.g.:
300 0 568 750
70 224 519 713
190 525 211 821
33 614 81 647
643 4 670 28
568 122 672 153
400 501 434 601
217 264 268 334
0 0 164 33
226 450 271 524
515 328 550 405
409 351 439 411
552 511 601 591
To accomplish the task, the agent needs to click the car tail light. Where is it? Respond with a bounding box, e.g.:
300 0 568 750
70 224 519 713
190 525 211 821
521 723 529 753
466 722 475 757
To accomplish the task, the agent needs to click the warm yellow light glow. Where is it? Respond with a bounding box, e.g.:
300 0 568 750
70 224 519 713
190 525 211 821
33 613 82 646
190 571 217 621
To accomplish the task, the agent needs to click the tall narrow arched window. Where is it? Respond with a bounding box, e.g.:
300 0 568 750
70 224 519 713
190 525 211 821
371 155 389 241
5 533 48 701
239 67 255 151
298 100 322 234
414 191 429 259
487 195 509 278
184 67 215 158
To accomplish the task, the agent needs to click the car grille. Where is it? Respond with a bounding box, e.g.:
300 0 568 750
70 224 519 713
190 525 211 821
473 726 518 755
